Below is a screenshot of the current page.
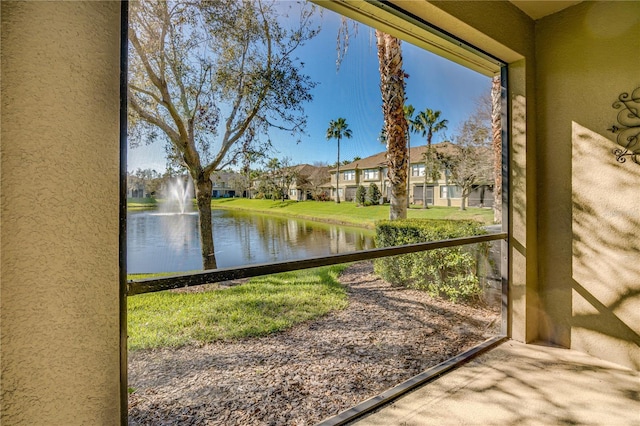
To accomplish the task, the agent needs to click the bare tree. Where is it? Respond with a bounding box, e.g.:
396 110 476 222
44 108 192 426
446 99 492 211
128 0 318 269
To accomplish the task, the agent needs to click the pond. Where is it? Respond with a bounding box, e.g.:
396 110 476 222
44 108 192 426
127 209 376 274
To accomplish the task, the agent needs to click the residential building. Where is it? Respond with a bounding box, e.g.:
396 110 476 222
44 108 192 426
126 175 148 199
287 164 331 201
253 163 330 201
330 142 494 207
210 171 245 198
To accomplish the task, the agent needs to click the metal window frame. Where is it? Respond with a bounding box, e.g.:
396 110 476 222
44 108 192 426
119 0 511 423
118 1 129 423
127 232 507 295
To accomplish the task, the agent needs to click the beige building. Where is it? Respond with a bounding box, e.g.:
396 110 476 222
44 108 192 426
2 1 638 424
287 164 331 201
210 171 245 198
330 143 493 207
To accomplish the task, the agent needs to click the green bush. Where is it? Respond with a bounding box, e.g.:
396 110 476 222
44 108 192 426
355 185 366 206
373 219 488 302
368 183 381 205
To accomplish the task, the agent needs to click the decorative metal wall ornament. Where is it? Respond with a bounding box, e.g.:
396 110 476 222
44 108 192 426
608 86 640 165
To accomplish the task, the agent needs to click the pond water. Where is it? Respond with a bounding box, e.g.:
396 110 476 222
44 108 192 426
127 209 376 274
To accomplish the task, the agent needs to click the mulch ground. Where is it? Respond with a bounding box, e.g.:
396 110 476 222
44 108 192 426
128 261 500 425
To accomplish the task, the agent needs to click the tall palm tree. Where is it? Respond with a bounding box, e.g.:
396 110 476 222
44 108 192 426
326 117 352 203
404 104 417 208
415 108 448 208
377 30 408 220
416 109 448 147
491 74 502 223
335 21 407 219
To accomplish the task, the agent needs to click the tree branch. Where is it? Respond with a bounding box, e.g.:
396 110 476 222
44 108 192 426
128 90 181 144
129 84 162 105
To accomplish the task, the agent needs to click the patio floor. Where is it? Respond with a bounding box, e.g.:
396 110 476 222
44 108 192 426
353 340 640 425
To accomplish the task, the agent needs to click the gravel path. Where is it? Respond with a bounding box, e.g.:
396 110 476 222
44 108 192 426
128 261 500 425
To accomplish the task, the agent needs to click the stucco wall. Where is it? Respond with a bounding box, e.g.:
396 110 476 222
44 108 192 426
1 2 123 423
535 1 640 369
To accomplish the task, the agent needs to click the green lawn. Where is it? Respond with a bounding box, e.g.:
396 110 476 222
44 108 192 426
127 265 349 351
126 197 493 227
126 197 158 211
210 198 494 228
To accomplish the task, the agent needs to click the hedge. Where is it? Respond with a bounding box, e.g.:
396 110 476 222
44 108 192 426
373 219 489 302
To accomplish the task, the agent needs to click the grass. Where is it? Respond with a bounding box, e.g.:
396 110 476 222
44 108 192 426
210 198 494 228
126 197 493 227
127 265 349 351
127 197 158 211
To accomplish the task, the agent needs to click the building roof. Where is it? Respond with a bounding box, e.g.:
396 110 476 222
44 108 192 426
330 142 459 173
294 164 330 181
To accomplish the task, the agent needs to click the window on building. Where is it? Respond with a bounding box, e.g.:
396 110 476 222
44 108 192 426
440 185 462 199
412 164 425 177
363 169 379 180
343 170 355 180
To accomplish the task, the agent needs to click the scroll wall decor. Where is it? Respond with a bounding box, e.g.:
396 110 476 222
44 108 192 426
608 86 640 165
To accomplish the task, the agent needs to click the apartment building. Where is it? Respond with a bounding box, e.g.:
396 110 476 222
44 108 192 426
330 142 494 207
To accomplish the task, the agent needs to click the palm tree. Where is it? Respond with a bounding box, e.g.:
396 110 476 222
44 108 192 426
404 104 417 208
491 75 502 223
415 108 448 208
377 30 408 220
416 109 448 147
326 117 352 203
335 22 407 219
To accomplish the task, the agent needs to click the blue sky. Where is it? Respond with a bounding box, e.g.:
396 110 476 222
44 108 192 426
128 2 490 172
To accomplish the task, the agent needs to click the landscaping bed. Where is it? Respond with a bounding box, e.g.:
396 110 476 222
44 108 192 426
128 261 500 425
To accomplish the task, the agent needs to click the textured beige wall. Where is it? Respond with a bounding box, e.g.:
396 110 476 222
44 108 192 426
1 2 123 423
535 1 640 369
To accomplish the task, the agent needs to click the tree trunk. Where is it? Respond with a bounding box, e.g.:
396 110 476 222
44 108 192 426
460 194 467 211
336 138 341 203
406 133 411 208
491 74 502 224
194 176 217 270
376 30 407 220
422 174 429 209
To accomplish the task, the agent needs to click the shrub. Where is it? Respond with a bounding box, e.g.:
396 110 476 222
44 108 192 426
367 183 381 205
355 185 366 206
373 219 488 302
313 191 330 202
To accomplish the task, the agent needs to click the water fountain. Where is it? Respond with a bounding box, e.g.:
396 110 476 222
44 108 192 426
161 177 195 214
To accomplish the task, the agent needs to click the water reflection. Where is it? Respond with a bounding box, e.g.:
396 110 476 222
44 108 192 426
127 209 375 274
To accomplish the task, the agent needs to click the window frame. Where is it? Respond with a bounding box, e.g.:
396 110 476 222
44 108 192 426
440 185 462 199
363 168 379 180
343 170 356 181
121 1 510 423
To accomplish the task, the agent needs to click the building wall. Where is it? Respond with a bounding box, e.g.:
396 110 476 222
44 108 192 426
1 2 123 424
535 2 640 369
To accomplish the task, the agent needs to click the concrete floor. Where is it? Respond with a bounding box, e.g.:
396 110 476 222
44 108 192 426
354 340 640 425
